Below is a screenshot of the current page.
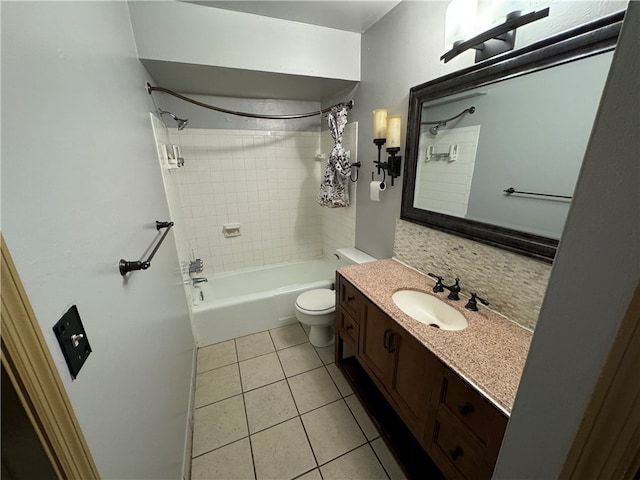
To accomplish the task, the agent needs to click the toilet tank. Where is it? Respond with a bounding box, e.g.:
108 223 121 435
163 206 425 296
335 247 376 267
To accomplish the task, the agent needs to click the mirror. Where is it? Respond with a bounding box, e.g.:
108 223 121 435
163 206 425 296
402 11 624 262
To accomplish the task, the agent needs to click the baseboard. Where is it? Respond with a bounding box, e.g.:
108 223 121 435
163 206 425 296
182 344 197 480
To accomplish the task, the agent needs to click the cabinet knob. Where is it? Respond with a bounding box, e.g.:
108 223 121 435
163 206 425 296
458 402 474 416
449 446 464 461
347 295 355 302
346 324 354 331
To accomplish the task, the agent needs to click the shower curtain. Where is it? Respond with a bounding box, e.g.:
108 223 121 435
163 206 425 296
317 104 351 208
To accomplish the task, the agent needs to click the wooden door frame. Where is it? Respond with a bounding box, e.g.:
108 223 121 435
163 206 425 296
1 234 100 479
560 280 640 479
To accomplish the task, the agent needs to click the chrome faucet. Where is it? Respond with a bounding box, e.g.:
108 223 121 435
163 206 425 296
192 277 208 285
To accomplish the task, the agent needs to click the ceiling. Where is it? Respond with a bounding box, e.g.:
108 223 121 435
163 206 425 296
186 1 401 33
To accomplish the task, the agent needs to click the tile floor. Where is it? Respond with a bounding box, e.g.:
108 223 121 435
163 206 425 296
191 322 408 480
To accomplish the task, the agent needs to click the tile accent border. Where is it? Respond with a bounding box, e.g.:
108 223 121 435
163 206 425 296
393 219 551 330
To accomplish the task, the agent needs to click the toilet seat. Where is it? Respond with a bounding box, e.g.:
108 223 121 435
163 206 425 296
295 289 335 315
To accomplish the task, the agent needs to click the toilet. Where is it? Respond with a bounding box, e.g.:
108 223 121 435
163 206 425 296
295 248 376 347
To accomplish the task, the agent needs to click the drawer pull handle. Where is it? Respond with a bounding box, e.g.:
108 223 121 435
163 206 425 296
458 402 475 416
346 324 354 331
449 446 464 461
347 295 355 302
388 332 397 353
383 329 392 348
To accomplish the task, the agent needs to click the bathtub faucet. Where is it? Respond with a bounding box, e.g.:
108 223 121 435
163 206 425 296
192 277 208 285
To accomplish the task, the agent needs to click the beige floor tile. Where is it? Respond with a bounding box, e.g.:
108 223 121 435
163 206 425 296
239 352 285 391
345 394 380 440
301 400 367 465
278 343 323 377
195 363 242 408
244 380 298 433
197 340 237 373
270 323 309 350
371 438 409 480
295 469 322 479
320 445 388 479
191 437 255 480
314 345 335 365
251 417 317 480
192 395 248 457
301 323 311 338
236 331 275 361
288 368 341 414
326 363 354 396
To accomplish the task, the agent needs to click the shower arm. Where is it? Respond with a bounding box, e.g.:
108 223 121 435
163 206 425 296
420 106 476 126
147 83 354 120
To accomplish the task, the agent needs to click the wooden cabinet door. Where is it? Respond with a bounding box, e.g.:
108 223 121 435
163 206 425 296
358 299 395 386
390 331 442 438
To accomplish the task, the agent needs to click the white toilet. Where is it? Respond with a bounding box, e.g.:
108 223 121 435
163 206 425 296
295 248 376 347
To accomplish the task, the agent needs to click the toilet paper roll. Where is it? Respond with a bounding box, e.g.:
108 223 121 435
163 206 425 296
370 181 386 201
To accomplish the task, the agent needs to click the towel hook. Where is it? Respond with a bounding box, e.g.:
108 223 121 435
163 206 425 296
349 162 361 182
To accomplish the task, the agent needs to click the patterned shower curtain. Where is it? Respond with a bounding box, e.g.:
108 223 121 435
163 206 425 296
317 104 351 208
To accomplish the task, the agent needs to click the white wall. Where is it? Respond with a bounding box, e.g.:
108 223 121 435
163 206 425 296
494 2 639 476
128 1 360 81
1 3 195 478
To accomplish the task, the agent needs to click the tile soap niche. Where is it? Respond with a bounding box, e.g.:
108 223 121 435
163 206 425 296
223 223 241 238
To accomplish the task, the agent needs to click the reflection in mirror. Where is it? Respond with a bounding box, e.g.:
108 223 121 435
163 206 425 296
414 51 613 239
402 11 624 262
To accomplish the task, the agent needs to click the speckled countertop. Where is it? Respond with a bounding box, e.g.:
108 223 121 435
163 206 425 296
337 258 533 415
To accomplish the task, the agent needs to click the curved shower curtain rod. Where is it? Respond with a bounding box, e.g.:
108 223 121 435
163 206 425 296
147 83 354 120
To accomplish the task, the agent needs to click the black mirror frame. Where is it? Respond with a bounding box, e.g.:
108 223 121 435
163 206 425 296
401 11 624 263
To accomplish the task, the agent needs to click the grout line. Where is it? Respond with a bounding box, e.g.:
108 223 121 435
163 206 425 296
237 359 258 480
369 439 394 480
275 341 321 470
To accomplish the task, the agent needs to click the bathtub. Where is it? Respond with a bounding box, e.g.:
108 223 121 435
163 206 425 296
189 259 335 347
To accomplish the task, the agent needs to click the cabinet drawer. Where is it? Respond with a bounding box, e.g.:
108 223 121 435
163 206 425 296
441 370 507 462
432 407 484 480
337 306 359 353
338 277 363 321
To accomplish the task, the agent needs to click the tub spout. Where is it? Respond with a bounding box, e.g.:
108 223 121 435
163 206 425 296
192 277 208 285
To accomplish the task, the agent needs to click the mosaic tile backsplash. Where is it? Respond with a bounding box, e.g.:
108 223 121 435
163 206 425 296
393 219 552 330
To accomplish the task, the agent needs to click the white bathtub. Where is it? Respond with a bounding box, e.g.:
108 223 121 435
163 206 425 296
189 259 335 347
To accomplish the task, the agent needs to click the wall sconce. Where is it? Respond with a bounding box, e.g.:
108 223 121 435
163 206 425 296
372 109 402 186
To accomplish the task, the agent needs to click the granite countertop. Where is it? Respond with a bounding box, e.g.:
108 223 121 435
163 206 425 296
337 258 533 415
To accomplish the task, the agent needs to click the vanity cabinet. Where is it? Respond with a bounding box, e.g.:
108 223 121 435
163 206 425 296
335 273 507 480
358 296 440 439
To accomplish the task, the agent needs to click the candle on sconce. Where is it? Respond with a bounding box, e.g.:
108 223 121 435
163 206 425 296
386 115 402 149
372 109 388 139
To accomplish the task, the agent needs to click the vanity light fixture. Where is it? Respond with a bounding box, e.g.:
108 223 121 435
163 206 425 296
372 109 402 186
441 7 550 63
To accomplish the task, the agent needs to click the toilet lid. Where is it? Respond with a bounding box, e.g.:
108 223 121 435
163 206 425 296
296 289 335 312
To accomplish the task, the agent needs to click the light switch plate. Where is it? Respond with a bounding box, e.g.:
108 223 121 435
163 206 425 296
52 305 92 379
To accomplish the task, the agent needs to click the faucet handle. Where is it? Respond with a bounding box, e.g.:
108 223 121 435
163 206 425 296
428 273 445 293
465 293 489 311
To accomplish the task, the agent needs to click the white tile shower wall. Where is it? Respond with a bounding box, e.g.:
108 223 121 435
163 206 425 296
169 128 323 274
150 114 191 280
319 123 358 260
415 125 480 217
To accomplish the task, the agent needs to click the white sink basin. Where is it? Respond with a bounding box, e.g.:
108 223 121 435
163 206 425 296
392 290 468 331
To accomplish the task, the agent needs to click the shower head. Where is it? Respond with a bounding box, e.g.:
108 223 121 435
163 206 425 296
429 122 446 135
158 109 189 130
